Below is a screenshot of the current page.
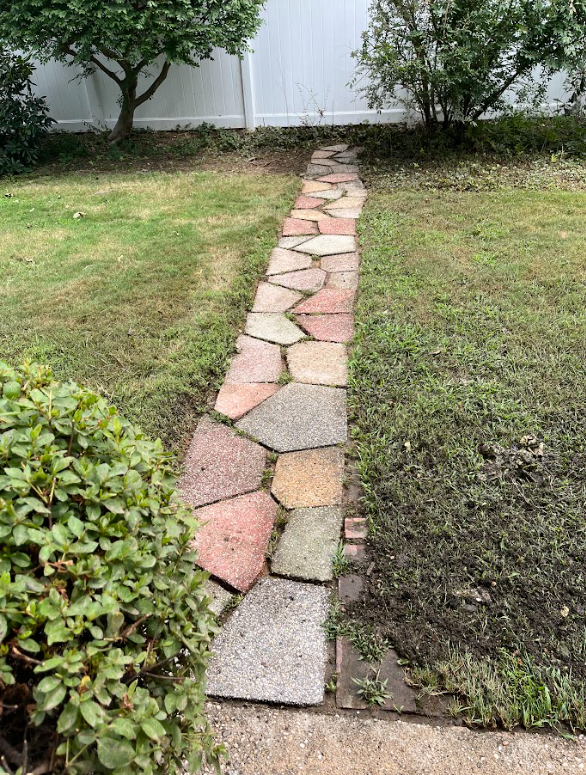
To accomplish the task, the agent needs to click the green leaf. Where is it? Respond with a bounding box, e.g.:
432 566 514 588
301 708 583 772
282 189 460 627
140 717 166 740
40 683 66 711
57 701 79 733
80 699 104 728
97 737 135 769
110 717 136 739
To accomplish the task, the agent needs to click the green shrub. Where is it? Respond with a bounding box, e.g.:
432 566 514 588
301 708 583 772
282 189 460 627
0 362 221 774
0 50 53 176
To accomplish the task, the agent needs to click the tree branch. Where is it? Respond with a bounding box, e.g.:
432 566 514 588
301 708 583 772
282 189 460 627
135 60 171 107
88 54 124 87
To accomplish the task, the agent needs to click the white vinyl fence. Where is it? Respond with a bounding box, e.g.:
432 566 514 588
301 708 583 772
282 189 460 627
32 0 569 132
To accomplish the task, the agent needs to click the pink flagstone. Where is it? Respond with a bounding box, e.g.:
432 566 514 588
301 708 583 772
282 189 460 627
296 314 355 343
214 383 280 421
294 195 324 209
319 218 356 236
316 173 359 184
179 417 266 509
225 335 282 384
252 282 302 313
282 217 318 236
192 491 277 593
293 289 355 315
320 253 361 272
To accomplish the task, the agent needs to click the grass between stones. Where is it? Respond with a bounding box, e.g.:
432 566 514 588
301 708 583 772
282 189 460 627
348 182 586 732
0 169 297 452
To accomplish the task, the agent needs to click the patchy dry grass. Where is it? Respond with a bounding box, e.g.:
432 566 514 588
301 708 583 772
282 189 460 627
0 170 298 451
349 184 586 731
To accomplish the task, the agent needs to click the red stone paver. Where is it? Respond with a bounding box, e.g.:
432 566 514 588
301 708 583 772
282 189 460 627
295 314 354 343
319 218 356 236
192 491 277 593
343 544 366 560
294 195 324 209
316 173 359 184
269 268 326 293
215 383 280 421
345 518 368 541
293 289 355 315
225 335 282 384
282 217 318 237
179 417 266 509
320 253 361 272
252 282 303 313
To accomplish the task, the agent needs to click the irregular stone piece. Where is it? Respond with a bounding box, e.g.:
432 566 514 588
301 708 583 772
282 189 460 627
306 163 333 177
295 314 354 343
179 416 266 508
317 173 359 184
289 209 331 222
321 253 361 272
293 235 356 256
252 283 302 313
311 150 335 159
237 383 347 452
225 335 282 384
271 506 344 582
193 492 277 593
345 518 368 541
319 218 356 236
269 268 326 293
206 577 329 705
204 580 234 617
326 270 359 291
272 447 344 509
245 313 305 346
316 162 360 175
335 148 359 159
282 217 318 236
321 144 349 152
215 383 280 421
293 289 355 314
278 236 313 249
341 180 366 193
295 195 324 209
287 341 348 386
266 248 312 275
338 574 364 604
302 180 333 194
324 197 365 211
309 188 344 200
330 208 362 219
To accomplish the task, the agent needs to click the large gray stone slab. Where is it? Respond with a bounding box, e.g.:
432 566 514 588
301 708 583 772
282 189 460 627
236 383 347 452
206 577 329 705
294 235 357 257
278 236 313 249
245 313 305 346
271 506 344 582
204 580 234 617
266 248 312 275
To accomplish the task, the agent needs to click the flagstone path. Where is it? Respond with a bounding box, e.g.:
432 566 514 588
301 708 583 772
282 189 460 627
180 144 368 707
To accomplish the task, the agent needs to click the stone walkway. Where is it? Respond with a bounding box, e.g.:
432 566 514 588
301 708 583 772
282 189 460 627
179 144 365 706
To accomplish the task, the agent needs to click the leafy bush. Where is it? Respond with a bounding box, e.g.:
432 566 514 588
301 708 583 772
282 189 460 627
0 363 221 775
0 50 53 176
353 0 562 130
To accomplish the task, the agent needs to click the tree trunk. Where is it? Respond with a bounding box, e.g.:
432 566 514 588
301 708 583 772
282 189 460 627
109 89 136 144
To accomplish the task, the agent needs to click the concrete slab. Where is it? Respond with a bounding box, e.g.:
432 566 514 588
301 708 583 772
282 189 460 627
179 416 266 508
193 491 277 593
317 173 359 184
225 334 282 384
326 270 359 291
245 313 305 345
324 197 365 210
206 577 329 705
252 282 303 313
331 208 363 219
319 218 356 236
204 580 234 617
309 189 344 200
282 217 318 236
321 144 349 152
266 248 312 275
293 288 355 314
302 180 333 193
272 447 344 509
320 252 361 272
214 383 280 421
295 314 355 343
295 195 325 209
287 341 348 386
293 235 356 256
237 383 347 452
278 236 313 249
271 506 344 582
306 163 333 177
290 209 331 222
269 268 326 292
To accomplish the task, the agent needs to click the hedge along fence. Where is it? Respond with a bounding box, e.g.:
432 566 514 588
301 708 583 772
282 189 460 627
0 363 222 775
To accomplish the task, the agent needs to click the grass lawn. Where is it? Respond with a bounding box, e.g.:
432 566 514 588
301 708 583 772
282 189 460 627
0 169 297 452
349 181 586 730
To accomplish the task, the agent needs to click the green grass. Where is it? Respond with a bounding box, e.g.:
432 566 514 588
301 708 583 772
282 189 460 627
350 184 586 731
0 169 297 451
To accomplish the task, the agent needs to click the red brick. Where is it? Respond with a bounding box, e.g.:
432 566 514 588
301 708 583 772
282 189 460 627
319 218 356 236
294 195 324 209
282 217 318 237
214 383 280 421
293 289 355 315
345 517 368 541
295 314 354 343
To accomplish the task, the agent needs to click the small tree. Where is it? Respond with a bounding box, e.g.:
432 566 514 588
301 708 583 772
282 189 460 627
0 0 264 143
353 0 562 130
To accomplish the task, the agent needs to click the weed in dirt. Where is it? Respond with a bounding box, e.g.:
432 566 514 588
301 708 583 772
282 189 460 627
352 671 390 707
332 541 353 578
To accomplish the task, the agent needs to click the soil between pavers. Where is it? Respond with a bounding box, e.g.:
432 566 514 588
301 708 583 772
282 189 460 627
201 704 586 775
